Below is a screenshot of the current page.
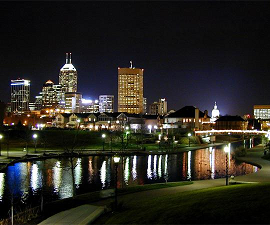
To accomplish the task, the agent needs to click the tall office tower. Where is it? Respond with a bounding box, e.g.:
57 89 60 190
41 80 62 108
118 62 144 114
158 98 167 116
64 92 82 113
99 95 114 113
59 53 77 94
11 79 30 113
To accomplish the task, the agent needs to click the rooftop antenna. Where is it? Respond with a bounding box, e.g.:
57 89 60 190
130 60 133 69
66 53 68 64
69 53 72 64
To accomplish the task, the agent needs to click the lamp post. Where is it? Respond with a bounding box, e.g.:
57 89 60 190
33 134 38 153
188 133 191 147
224 146 230 186
0 134 3 156
113 155 121 210
77 119 81 129
102 134 106 151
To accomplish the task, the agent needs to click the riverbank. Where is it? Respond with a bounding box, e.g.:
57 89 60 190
0 142 224 172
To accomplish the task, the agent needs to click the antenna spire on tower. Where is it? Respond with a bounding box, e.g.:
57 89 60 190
66 53 68 64
130 60 133 68
69 53 72 64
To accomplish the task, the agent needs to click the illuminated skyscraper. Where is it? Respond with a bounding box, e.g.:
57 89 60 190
59 53 77 94
118 62 144 114
99 95 114 113
41 80 62 108
11 79 30 113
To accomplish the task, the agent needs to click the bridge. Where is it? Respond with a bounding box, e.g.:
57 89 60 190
195 130 268 136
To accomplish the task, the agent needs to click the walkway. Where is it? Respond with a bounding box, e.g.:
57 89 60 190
38 144 270 224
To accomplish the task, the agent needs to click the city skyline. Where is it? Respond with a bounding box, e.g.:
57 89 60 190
1 2 270 116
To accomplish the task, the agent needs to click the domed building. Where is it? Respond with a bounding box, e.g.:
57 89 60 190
211 102 220 122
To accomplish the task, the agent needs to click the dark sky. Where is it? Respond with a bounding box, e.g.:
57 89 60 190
1 1 270 116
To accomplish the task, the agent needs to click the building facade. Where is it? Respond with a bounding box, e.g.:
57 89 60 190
81 99 99 113
118 63 144 114
64 92 82 113
149 98 168 116
254 105 270 119
11 79 30 113
99 95 114 113
41 80 62 109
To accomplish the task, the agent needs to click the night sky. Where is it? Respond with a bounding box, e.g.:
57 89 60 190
1 1 270 116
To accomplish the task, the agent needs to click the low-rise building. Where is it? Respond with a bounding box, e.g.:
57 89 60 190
215 116 248 130
163 106 210 130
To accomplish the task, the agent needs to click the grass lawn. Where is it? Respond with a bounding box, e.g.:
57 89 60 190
96 183 270 224
28 181 192 224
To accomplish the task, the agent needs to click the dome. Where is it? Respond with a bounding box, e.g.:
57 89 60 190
211 102 220 122
45 80 54 84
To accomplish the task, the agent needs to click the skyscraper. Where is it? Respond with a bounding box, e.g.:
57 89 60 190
11 79 30 113
41 80 62 108
118 62 144 114
99 95 114 113
59 53 77 94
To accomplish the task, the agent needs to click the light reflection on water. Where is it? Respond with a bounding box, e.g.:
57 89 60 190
74 158 82 187
147 155 152 179
0 139 261 219
124 157 130 185
100 161 106 189
132 156 137 180
0 173 5 201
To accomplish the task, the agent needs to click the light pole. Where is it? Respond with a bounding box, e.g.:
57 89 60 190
113 155 121 210
102 134 106 151
77 119 81 129
33 134 38 153
0 134 3 156
188 133 191 147
224 146 230 186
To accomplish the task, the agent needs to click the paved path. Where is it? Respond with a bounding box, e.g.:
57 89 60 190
38 205 105 225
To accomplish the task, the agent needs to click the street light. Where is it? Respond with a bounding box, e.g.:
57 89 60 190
113 155 121 210
33 134 38 153
188 133 191 147
102 134 106 151
0 134 3 156
224 146 230 186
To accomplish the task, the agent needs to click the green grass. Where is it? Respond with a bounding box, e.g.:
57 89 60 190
118 181 193 195
30 181 192 224
97 183 270 224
